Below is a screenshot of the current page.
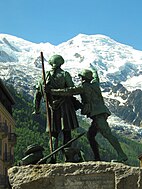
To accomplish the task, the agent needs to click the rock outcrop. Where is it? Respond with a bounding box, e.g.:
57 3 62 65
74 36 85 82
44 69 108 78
8 161 142 189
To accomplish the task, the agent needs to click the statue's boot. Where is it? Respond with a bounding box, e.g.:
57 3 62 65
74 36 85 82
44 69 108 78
63 147 83 163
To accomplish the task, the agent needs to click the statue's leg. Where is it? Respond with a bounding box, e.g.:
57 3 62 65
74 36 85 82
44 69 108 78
63 130 71 146
96 114 127 162
87 119 101 161
52 134 59 151
52 109 61 150
50 132 59 163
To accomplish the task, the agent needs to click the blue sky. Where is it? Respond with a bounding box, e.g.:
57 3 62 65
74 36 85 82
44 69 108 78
1 0 142 50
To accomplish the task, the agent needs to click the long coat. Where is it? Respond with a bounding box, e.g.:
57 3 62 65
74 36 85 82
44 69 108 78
34 67 79 134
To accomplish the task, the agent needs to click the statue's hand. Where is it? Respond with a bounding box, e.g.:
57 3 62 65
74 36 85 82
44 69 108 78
71 97 83 110
81 103 90 115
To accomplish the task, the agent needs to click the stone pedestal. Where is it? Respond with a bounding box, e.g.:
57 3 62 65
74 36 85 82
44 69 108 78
8 161 142 189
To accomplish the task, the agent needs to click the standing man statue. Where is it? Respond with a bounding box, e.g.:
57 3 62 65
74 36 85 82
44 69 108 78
33 54 80 162
50 69 128 163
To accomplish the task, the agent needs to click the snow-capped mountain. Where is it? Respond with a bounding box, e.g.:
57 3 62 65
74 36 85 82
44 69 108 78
0 33 142 141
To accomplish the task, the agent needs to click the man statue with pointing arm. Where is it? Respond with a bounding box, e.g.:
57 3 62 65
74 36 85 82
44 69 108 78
48 69 128 163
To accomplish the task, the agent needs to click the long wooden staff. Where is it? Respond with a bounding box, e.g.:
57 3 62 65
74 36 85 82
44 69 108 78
41 52 53 153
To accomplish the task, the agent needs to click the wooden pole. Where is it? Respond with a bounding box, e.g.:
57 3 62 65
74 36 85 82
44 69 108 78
41 52 53 153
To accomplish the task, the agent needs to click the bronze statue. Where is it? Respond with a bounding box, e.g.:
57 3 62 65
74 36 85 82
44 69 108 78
50 69 128 163
33 54 80 162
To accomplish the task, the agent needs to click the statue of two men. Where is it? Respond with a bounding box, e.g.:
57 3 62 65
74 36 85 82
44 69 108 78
33 54 128 163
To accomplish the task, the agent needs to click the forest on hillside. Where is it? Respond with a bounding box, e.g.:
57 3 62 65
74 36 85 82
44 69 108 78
8 85 142 167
